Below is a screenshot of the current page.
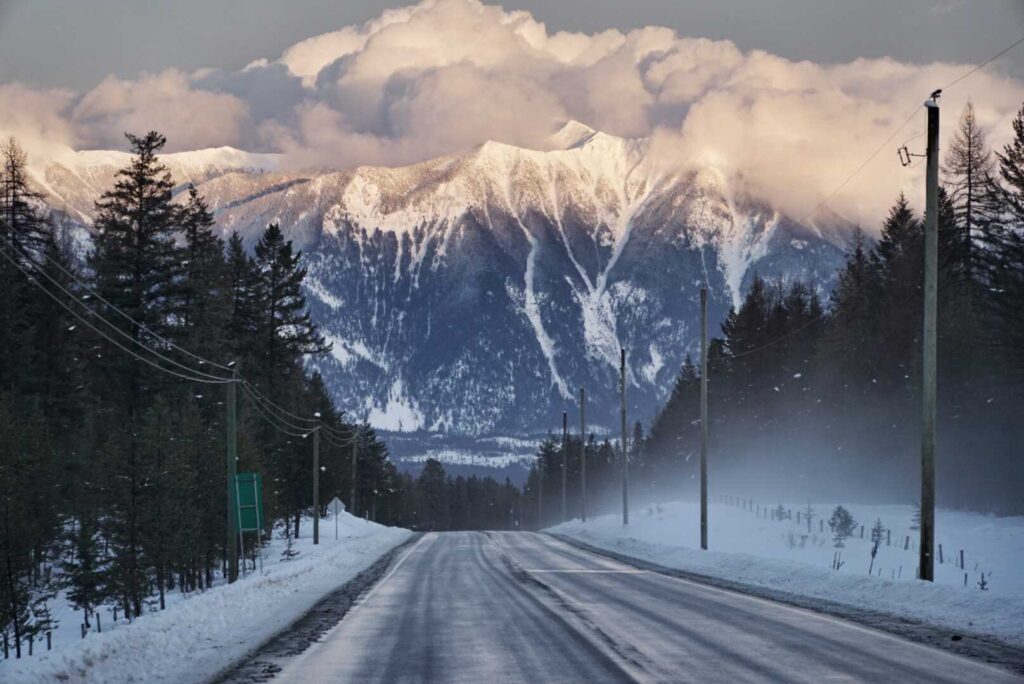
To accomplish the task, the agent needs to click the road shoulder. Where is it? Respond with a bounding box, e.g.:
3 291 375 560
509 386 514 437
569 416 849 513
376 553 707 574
549 532 1024 677
213 534 422 684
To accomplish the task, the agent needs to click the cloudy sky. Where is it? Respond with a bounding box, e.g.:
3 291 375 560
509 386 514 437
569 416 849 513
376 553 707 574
1 0 1023 226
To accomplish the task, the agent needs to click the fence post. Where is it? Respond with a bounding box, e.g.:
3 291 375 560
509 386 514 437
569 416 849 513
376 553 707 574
46 631 51 651
97 613 102 633
939 544 944 564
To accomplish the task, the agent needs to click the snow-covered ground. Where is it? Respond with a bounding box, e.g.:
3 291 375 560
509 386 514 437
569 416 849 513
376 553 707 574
3 513 412 684
549 501 1024 647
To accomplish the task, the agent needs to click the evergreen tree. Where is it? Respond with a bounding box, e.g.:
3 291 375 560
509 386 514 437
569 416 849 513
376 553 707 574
0 137 49 260
251 222 329 386
89 132 184 618
942 100 999 276
0 396 54 654
987 104 1024 350
828 505 856 548
225 231 261 360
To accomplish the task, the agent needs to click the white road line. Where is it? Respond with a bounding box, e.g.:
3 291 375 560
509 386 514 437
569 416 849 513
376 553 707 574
523 569 649 574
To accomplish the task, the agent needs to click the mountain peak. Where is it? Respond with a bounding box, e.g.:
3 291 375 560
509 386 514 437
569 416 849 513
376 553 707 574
549 120 598 150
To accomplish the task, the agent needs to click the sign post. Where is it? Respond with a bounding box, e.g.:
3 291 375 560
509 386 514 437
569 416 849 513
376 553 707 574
235 473 265 574
327 496 345 540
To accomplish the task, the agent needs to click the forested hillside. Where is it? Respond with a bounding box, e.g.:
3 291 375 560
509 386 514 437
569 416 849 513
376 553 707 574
524 101 1024 522
0 133 521 652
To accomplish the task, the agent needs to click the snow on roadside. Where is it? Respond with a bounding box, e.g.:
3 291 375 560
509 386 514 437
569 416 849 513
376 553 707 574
3 513 412 684
549 501 1024 648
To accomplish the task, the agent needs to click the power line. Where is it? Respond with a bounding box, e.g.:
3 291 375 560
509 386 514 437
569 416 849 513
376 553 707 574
239 385 314 438
799 33 1024 228
5 230 235 374
239 383 321 433
798 105 920 226
1 239 232 382
240 384 359 445
941 35 1024 91
720 34 1024 362
0 245 233 385
4 236 361 444
727 310 829 360
241 380 351 437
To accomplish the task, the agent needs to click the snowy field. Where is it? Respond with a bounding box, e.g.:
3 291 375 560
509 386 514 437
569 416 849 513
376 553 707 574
2 513 412 684
549 501 1024 647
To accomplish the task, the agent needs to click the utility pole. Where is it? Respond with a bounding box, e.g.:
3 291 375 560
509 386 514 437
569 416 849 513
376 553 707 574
351 424 359 516
920 93 940 582
700 287 709 551
580 386 587 522
620 347 629 527
226 367 238 583
313 412 321 545
561 411 567 522
537 450 543 530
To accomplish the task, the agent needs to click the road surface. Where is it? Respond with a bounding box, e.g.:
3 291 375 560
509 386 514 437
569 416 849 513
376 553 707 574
275 531 1021 683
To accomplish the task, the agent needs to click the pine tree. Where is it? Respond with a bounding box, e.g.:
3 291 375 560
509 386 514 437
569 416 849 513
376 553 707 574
89 132 184 618
251 222 329 384
225 231 261 361
176 185 229 361
0 396 53 654
60 508 105 629
0 137 49 260
828 505 856 548
987 104 1024 350
942 101 999 277
0 138 50 394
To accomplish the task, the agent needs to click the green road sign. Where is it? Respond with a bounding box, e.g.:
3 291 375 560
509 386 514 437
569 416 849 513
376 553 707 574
235 472 264 533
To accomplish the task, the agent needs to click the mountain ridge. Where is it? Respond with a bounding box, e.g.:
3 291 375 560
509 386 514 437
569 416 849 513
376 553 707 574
29 122 852 438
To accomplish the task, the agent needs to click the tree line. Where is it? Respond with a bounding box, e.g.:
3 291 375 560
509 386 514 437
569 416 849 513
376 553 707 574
0 132 518 655
524 100 1024 522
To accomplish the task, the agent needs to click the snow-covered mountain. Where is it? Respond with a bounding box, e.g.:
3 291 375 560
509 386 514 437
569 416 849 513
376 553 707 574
32 122 850 437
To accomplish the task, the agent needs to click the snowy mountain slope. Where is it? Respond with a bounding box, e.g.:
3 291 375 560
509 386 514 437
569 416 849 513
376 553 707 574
31 122 850 437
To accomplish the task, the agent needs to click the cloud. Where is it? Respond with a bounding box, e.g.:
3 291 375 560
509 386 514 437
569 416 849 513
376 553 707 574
71 70 251 152
0 83 77 160
2 0 1023 229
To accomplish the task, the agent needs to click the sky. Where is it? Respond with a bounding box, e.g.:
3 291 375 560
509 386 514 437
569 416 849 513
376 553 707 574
1 0 1023 228
2 0 1023 89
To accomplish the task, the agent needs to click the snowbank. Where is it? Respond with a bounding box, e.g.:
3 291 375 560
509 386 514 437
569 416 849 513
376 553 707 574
549 501 1024 647
3 513 412 684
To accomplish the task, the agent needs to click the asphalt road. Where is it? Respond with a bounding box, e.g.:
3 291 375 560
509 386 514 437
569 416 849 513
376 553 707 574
275 531 1021 683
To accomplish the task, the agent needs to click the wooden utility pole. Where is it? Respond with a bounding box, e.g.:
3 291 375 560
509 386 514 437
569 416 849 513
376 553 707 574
351 425 359 516
226 370 238 583
561 411 568 522
580 386 587 523
537 449 543 530
620 347 629 527
700 287 709 551
920 94 940 582
313 412 321 545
